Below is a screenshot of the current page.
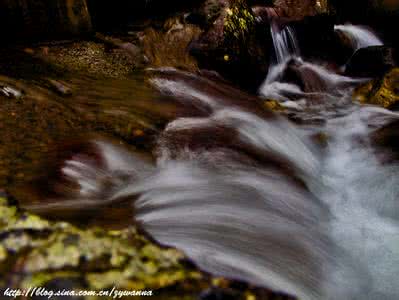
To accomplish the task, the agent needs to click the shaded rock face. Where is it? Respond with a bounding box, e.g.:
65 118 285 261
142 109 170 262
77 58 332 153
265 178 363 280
372 119 399 163
0 0 92 41
87 0 203 30
354 68 399 109
189 0 272 91
187 0 230 28
329 0 373 22
345 46 397 78
328 0 399 22
289 14 350 65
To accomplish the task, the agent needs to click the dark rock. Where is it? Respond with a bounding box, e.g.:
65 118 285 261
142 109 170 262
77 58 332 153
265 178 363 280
289 14 351 65
371 118 399 167
248 0 274 6
280 58 329 93
330 0 399 56
372 119 399 153
187 0 230 29
278 58 346 94
329 0 373 23
0 0 92 42
330 0 399 23
189 0 272 91
87 0 203 30
199 287 238 300
345 46 397 77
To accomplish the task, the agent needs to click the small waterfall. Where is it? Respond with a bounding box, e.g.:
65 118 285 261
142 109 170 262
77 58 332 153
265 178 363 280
334 24 383 51
260 22 367 103
260 21 303 99
270 21 300 64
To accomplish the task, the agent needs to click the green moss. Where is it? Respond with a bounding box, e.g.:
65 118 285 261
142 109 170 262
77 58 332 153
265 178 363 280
354 68 399 109
0 245 7 262
0 197 205 298
263 99 285 111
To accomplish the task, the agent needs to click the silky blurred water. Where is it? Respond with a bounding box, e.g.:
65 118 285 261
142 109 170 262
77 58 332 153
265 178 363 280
18 22 399 300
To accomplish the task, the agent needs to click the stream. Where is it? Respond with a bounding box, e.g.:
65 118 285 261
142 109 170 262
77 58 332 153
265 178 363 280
6 23 399 300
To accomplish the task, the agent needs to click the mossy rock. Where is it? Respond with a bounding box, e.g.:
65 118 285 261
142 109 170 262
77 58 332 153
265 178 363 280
263 99 285 111
0 195 272 299
190 0 270 90
0 196 207 298
353 68 399 109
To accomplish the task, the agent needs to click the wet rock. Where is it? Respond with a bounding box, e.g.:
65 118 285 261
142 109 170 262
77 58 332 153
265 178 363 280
330 0 399 57
0 195 207 296
0 0 92 42
372 119 399 160
353 68 399 108
345 46 397 78
278 58 341 93
0 194 274 299
189 0 271 91
46 79 73 96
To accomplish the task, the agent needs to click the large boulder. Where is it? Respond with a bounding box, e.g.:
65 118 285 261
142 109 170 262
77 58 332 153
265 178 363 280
289 14 351 65
345 46 397 78
330 0 399 51
189 0 272 91
0 0 92 41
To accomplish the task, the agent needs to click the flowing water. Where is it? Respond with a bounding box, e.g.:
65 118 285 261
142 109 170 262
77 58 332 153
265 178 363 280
21 22 399 300
334 24 383 51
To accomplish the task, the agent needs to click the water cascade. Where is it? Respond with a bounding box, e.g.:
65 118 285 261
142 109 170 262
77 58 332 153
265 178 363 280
30 17 399 300
334 24 383 51
270 21 300 64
